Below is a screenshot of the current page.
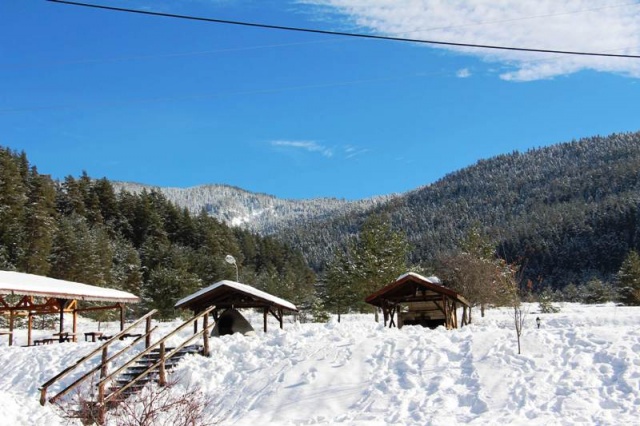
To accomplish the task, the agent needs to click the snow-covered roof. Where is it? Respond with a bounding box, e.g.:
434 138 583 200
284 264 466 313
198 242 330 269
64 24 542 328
175 280 297 311
395 272 442 285
366 271 469 307
0 271 140 303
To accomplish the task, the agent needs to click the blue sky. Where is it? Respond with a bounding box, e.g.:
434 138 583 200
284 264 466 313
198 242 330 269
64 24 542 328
2 1 640 200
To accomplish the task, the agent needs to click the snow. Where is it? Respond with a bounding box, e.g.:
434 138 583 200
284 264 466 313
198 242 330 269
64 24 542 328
1 303 639 425
174 280 297 311
395 272 441 284
0 271 140 303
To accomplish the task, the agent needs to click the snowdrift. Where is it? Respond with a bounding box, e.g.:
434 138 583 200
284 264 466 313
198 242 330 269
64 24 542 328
0 304 639 425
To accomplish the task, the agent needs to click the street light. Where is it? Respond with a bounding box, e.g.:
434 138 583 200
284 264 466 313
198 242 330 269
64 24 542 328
225 255 239 282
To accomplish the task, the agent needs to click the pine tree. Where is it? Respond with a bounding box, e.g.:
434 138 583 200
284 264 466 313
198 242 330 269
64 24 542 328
617 250 640 305
538 285 560 313
21 169 57 275
324 248 359 321
0 148 28 267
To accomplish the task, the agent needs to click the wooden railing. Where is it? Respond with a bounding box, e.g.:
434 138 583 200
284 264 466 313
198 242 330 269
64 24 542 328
39 309 158 406
98 306 215 409
39 306 216 424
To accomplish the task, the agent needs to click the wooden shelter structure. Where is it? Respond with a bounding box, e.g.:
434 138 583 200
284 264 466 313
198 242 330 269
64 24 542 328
365 272 471 329
0 271 140 346
175 280 297 333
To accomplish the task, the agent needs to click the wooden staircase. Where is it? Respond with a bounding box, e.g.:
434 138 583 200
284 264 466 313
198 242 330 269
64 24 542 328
110 344 203 399
39 306 216 424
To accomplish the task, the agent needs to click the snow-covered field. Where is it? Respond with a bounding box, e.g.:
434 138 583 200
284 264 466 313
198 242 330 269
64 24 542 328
1 304 639 425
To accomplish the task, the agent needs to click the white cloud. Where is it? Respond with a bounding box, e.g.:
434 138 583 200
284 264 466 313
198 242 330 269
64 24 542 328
456 68 471 78
271 140 334 157
300 0 640 81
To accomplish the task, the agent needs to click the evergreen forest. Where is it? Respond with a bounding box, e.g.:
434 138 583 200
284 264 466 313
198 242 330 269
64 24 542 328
0 147 315 319
278 131 640 294
3 130 640 320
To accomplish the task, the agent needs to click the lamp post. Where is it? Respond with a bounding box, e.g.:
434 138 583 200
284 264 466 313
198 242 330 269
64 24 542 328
225 255 239 282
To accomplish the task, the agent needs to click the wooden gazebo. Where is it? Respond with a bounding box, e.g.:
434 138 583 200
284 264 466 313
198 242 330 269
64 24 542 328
174 280 297 333
365 272 470 329
0 271 140 346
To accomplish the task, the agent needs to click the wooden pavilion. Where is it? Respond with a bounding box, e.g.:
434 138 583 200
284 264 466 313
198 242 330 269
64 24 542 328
365 272 471 329
0 271 140 346
174 280 297 333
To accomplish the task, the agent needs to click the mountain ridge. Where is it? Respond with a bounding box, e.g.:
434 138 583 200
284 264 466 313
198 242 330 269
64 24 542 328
112 181 395 234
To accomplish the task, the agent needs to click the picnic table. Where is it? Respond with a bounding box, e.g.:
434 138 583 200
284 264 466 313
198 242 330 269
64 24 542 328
84 331 103 342
52 332 76 342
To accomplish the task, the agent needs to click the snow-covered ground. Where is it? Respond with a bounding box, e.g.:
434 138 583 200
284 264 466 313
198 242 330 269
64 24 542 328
1 303 639 425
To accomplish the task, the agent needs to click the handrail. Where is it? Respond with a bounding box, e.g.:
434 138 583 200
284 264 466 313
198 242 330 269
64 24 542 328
99 306 215 405
106 321 216 404
48 326 158 405
39 309 158 405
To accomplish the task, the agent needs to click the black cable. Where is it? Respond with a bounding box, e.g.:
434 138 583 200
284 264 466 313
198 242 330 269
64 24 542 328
47 0 640 59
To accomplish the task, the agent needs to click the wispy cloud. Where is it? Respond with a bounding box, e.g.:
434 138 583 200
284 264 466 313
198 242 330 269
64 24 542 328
271 140 334 157
301 0 640 81
344 145 369 159
456 68 471 78
271 141 369 160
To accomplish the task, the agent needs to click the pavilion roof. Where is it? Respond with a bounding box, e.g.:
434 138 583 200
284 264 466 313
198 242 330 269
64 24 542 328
0 271 140 303
175 280 297 312
365 272 470 307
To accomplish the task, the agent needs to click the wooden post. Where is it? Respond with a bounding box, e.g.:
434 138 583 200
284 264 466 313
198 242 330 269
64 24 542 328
442 296 449 329
382 304 389 327
27 312 32 347
9 311 14 346
73 309 78 342
145 315 152 349
58 298 65 342
193 313 199 334
263 308 268 333
98 345 108 423
159 342 166 386
119 303 125 331
97 382 105 425
39 387 47 406
278 308 283 329
202 313 210 357
100 347 108 380
453 302 458 328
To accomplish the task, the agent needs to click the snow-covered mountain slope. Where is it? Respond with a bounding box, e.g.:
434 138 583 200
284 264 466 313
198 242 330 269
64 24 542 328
2 303 639 425
113 182 394 234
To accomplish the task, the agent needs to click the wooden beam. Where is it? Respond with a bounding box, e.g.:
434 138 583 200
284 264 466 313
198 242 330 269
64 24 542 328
57 298 66 342
9 311 14 346
119 303 125 331
263 308 268 333
73 309 78 342
202 313 210 357
27 312 33 346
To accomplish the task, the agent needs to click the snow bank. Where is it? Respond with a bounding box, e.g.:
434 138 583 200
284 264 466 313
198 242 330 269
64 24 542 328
1 304 639 425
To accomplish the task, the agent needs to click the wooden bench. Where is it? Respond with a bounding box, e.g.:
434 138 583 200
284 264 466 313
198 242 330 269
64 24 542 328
34 338 57 345
119 333 143 340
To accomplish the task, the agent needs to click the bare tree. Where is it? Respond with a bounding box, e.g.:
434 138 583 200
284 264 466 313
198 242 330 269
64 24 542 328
496 260 528 355
57 377 212 426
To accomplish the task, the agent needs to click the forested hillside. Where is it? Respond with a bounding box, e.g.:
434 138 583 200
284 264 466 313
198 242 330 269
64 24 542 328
277 131 640 290
113 182 393 234
0 148 315 318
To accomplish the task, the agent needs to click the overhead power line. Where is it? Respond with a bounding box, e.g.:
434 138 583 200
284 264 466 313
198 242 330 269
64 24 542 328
47 0 640 60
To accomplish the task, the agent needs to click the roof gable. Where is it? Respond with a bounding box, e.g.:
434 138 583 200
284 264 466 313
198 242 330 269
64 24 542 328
366 272 470 307
175 280 297 312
